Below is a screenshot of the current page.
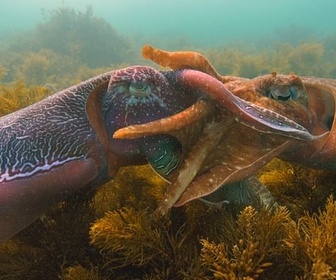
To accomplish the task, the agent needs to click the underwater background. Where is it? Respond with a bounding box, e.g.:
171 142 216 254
1 1 336 279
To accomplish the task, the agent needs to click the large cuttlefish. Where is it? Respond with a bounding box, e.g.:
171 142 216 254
114 45 335 214
1 60 304 240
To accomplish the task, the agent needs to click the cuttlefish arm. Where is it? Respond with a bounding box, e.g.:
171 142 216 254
114 69 322 141
116 45 323 141
113 99 214 139
157 122 292 214
142 44 241 84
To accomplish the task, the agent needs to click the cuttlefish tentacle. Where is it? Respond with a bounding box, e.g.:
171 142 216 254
155 118 230 215
177 69 324 141
142 44 238 83
114 68 323 141
116 45 324 141
113 99 214 139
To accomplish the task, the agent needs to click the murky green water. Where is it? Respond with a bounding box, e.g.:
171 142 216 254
1 0 336 48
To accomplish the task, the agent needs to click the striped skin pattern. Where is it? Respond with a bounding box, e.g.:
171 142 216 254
0 69 122 239
0 65 204 241
0 73 111 184
0 72 114 241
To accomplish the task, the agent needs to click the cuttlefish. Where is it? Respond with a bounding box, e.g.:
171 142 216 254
114 45 334 214
1 61 302 240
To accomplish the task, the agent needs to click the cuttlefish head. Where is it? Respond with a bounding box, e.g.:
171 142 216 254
104 66 194 130
278 76 336 168
113 71 330 211
85 66 203 175
139 45 326 141
111 45 332 211
227 72 313 131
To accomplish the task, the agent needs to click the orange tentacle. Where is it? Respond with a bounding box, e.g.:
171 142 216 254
113 99 214 139
142 44 224 81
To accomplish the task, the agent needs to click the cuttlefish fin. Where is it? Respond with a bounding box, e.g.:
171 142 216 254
113 99 214 140
142 44 237 83
86 80 119 177
0 158 98 241
155 119 229 215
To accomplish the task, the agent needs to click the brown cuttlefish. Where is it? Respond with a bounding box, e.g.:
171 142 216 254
114 45 334 214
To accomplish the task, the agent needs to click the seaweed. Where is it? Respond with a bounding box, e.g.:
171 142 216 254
200 206 291 279
61 265 102 280
0 78 50 116
259 159 336 218
284 196 336 279
1 17 336 277
0 157 336 278
205 41 330 78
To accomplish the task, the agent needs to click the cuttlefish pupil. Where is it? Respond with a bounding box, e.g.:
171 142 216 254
129 80 152 97
265 85 299 101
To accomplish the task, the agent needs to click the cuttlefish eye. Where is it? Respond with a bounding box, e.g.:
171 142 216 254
265 85 299 101
129 80 152 97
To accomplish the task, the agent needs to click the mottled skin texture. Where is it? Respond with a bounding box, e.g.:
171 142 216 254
0 73 112 241
0 66 205 241
2 63 281 240
115 45 335 213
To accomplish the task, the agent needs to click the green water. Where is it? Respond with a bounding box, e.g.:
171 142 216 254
1 0 336 48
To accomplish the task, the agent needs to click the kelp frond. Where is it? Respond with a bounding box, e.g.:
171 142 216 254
284 196 336 279
0 79 50 116
0 240 48 280
61 265 102 280
90 207 169 268
200 206 292 279
258 159 335 217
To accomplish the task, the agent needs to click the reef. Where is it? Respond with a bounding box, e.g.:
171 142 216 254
1 9 336 278
0 122 335 279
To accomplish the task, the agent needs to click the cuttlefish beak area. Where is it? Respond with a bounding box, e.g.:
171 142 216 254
225 73 314 131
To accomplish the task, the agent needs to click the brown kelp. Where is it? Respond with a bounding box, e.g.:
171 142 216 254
0 150 336 279
0 76 51 116
1 26 336 277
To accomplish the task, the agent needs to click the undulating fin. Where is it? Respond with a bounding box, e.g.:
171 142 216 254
0 158 98 241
